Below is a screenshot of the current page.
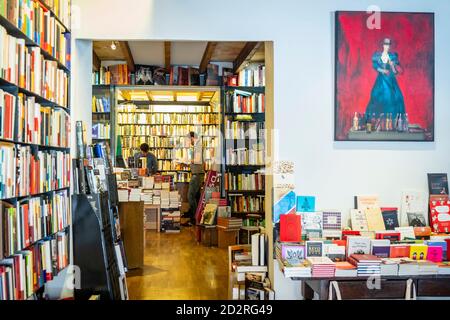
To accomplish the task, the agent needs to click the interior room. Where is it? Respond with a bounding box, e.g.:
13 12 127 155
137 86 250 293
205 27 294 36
0 0 450 305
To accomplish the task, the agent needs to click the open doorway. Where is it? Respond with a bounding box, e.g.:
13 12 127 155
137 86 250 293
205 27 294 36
89 40 273 300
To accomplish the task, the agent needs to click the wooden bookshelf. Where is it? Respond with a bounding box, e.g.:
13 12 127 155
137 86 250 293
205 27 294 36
0 0 72 300
92 85 115 153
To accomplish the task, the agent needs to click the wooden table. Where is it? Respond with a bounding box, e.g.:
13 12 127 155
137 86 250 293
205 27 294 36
119 202 145 269
296 275 450 300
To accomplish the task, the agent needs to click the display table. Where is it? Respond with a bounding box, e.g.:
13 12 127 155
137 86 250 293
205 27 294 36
118 202 145 269
294 275 450 300
199 224 218 247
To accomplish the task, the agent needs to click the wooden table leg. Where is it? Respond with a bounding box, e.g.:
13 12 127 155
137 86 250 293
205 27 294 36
302 281 315 300
319 280 330 300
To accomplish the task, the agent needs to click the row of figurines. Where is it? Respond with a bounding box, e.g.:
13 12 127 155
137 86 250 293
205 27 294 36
351 112 410 132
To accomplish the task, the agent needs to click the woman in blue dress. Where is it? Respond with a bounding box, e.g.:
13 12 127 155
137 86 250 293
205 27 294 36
365 38 405 119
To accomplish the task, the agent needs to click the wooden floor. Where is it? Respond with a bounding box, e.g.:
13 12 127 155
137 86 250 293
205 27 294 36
126 227 229 300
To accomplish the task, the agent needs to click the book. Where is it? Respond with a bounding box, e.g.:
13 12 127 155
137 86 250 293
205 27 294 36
224 90 265 113
427 173 449 195
350 209 369 232
278 243 305 265
364 207 385 231
407 212 427 227
370 239 391 258
346 236 371 256
390 245 411 258
395 226 416 240
409 244 428 261
279 214 301 242
296 196 315 212
322 211 342 238
205 63 219 86
326 245 346 262
305 241 324 258
301 212 322 239
272 189 296 223
400 190 427 226
200 203 217 225
427 246 443 263
355 195 379 210
375 231 401 241
224 172 265 191
429 195 450 233
381 208 399 230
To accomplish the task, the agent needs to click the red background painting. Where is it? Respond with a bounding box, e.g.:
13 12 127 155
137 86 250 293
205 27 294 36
335 12 434 140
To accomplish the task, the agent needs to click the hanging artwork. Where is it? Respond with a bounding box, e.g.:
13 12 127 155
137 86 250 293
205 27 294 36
335 11 434 141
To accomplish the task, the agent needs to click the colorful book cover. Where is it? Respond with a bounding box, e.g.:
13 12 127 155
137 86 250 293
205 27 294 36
281 245 305 265
322 211 342 238
407 212 427 227
306 241 324 258
346 236 371 256
381 208 399 230
390 245 411 258
326 245 346 262
355 195 379 210
429 195 450 233
280 214 301 242
409 244 428 260
273 189 296 223
364 207 386 231
301 212 323 239
296 196 315 212
427 246 443 263
400 190 427 226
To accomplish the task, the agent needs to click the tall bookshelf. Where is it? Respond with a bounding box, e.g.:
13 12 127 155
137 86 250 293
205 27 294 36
0 0 71 300
222 84 266 229
114 86 221 184
92 85 114 151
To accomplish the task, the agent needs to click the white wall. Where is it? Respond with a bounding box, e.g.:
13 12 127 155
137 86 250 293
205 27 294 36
71 0 450 297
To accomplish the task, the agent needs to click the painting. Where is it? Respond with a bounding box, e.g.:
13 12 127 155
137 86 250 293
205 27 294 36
335 11 434 141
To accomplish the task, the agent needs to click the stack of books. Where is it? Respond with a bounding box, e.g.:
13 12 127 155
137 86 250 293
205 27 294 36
169 191 180 208
306 257 336 277
141 190 153 203
438 262 450 275
348 254 381 276
217 217 243 230
398 258 419 276
417 261 439 275
160 190 170 208
335 261 357 277
380 258 399 276
118 189 129 202
129 188 141 202
279 260 311 278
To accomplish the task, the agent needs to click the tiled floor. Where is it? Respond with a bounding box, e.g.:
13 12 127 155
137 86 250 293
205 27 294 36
126 227 228 300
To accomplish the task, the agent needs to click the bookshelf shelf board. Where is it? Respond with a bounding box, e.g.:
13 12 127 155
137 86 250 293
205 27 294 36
226 190 265 194
0 186 70 202
232 212 264 215
0 15 70 72
118 123 219 126
0 76 70 111
92 138 111 140
37 0 71 32
93 84 112 90
224 86 265 93
118 135 218 138
93 112 111 115
118 100 210 106
0 138 71 151
225 165 265 170
117 112 218 115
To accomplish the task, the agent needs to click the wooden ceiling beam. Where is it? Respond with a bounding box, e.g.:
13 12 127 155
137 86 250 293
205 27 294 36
120 41 135 72
92 50 101 72
233 41 259 73
199 42 217 74
164 41 171 70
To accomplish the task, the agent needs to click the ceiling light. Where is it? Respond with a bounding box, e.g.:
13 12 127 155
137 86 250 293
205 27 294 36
110 41 117 50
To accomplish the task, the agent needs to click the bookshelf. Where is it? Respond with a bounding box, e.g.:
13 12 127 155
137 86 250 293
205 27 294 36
114 86 221 183
92 85 115 152
0 0 71 300
221 84 266 228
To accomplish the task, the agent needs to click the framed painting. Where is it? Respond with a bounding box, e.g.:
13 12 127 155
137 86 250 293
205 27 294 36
335 11 434 141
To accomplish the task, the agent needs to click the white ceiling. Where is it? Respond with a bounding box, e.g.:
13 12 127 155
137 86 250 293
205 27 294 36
128 41 207 66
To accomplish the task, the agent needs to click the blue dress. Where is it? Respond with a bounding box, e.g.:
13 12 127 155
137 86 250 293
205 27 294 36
365 52 405 118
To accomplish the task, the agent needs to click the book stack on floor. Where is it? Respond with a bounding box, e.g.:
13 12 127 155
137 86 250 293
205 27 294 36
306 257 336 278
348 254 382 276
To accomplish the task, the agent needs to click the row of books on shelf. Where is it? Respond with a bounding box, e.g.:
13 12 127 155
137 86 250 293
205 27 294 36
0 25 69 106
0 189 70 258
0 229 69 300
0 143 70 199
117 124 219 137
0 0 71 68
0 91 70 146
39 0 71 27
224 172 265 191
92 123 110 139
226 146 265 166
228 195 265 214
117 112 219 125
237 65 265 87
119 136 218 149
224 90 265 114
117 104 217 114
92 96 110 113
225 120 264 140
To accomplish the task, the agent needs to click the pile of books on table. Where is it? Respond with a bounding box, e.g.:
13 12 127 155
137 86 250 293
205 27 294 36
129 188 141 201
335 261 357 277
306 257 336 277
279 260 312 278
118 189 129 202
217 217 243 230
348 254 381 276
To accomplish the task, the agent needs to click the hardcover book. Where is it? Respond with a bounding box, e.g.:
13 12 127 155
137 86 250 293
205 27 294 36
301 212 323 239
296 196 315 212
429 195 450 233
390 245 411 258
395 226 416 240
350 209 369 232
370 239 391 258
273 189 296 223
281 244 305 265
322 211 342 238
346 236 371 257
427 173 449 195
407 212 426 227
280 214 301 242
409 244 428 261
364 207 386 231
400 190 427 226
355 195 380 210
306 241 324 258
381 208 399 230
427 246 443 263
326 245 346 262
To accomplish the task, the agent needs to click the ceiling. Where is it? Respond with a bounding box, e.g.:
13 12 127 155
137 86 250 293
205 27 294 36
93 40 265 73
